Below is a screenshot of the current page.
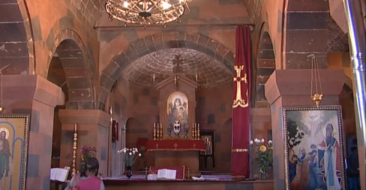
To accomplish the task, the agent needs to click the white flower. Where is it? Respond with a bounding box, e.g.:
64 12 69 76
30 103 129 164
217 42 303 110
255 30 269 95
138 153 141 157
249 140 254 145
261 139 265 143
254 139 260 143
268 140 273 144
123 149 127 153
129 152 132 155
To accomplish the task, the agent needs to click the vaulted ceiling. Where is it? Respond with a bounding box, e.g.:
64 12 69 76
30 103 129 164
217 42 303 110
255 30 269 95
90 0 348 88
123 48 233 87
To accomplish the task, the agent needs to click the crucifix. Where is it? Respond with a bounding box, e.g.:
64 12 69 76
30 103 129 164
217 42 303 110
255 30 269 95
172 55 184 74
232 65 249 108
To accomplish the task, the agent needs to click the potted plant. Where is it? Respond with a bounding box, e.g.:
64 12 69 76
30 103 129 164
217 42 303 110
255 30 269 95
117 148 141 179
250 138 273 179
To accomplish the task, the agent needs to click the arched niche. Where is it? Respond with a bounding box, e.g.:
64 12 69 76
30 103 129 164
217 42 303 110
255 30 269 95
156 74 198 139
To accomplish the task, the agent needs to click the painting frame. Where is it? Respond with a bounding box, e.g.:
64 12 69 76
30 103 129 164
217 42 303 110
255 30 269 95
0 114 30 190
283 106 346 190
199 130 215 170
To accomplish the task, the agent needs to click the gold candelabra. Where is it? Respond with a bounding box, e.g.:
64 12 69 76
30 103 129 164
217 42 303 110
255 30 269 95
160 124 163 139
192 124 196 139
72 124 78 176
153 123 163 140
192 123 200 140
196 125 200 140
153 124 157 140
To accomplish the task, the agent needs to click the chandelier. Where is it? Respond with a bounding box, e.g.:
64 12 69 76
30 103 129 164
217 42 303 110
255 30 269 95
105 0 192 25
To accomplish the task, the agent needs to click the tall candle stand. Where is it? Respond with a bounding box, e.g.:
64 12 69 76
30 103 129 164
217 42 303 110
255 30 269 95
153 124 156 140
196 125 200 140
159 124 163 140
192 124 196 139
72 124 78 176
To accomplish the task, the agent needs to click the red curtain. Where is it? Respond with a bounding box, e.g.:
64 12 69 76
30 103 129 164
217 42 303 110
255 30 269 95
231 26 252 177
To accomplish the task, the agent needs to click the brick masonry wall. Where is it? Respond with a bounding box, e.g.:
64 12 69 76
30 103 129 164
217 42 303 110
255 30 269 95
107 77 130 176
194 83 233 172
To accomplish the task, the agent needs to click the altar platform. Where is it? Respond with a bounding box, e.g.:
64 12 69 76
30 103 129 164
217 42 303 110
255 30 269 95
146 140 205 177
102 175 273 190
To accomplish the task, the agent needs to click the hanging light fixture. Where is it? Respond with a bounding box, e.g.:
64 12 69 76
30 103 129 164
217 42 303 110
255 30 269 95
105 0 192 25
308 54 323 107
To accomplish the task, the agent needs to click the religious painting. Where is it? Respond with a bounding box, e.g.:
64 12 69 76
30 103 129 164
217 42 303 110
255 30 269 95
200 135 213 155
199 131 215 170
283 106 345 190
167 92 188 137
0 115 29 190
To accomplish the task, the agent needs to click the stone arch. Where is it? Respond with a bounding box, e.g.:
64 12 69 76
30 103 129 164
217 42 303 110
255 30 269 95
0 0 35 74
254 23 275 108
98 32 236 110
46 30 96 109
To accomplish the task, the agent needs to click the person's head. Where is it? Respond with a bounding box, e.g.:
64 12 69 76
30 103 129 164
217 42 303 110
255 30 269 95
326 124 334 137
174 98 181 107
1 131 6 138
85 157 99 176
300 148 306 156
309 150 317 159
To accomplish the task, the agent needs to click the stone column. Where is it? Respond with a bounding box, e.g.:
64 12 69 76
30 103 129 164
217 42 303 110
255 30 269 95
58 109 111 177
0 75 64 190
264 69 344 190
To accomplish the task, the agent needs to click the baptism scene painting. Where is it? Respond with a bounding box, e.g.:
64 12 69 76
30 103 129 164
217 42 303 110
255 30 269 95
0 115 29 190
284 106 345 190
167 91 189 137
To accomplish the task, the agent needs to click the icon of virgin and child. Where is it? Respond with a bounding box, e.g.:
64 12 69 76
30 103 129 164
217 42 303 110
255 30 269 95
288 123 342 190
167 93 188 135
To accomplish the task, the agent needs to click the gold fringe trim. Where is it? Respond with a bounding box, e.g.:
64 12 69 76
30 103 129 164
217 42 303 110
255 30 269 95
231 148 248 152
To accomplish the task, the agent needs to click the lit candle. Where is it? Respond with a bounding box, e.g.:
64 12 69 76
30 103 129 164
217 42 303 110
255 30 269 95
74 124 77 131
198 123 200 129
154 123 156 128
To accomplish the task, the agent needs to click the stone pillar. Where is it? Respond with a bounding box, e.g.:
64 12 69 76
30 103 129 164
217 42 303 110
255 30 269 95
58 109 111 177
264 69 344 190
0 75 64 190
284 0 330 69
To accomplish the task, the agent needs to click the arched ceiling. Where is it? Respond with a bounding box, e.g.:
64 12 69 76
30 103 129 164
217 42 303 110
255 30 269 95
122 48 233 88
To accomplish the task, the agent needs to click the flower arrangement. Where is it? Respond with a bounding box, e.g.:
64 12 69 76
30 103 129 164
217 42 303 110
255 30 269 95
81 146 96 162
250 138 273 179
117 147 141 167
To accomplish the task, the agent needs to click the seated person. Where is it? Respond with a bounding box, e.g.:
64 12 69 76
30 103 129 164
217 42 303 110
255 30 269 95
65 157 105 190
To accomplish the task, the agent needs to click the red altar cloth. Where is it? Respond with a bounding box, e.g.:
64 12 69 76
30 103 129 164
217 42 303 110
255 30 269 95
146 140 206 151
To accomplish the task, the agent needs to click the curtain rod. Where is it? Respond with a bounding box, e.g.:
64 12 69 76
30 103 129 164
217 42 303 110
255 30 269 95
93 23 255 30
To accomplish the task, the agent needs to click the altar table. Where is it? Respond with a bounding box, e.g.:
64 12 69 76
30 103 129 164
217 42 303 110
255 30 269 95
146 140 205 177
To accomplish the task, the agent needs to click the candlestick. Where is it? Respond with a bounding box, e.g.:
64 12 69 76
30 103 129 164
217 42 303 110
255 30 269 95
153 123 156 140
197 124 200 140
192 123 196 140
72 124 78 176
160 124 163 139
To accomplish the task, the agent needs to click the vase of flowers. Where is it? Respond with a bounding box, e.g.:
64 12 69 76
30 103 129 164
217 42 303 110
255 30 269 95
117 147 141 179
80 146 97 175
250 138 273 180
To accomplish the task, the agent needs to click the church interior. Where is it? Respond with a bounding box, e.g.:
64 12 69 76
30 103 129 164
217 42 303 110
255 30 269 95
0 0 365 190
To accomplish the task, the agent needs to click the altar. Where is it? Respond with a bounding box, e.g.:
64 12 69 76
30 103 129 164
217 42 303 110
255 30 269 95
146 140 205 177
